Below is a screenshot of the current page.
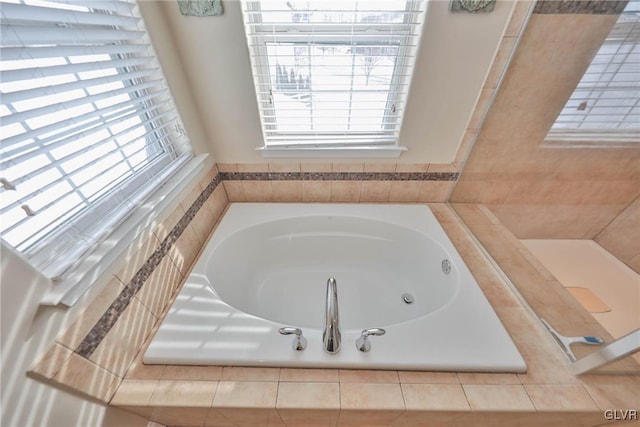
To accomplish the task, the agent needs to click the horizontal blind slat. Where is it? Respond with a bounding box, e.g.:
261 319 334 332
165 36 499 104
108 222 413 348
1 25 144 46
1 101 175 175
0 89 168 149
53 0 136 14
2 79 162 126
1 68 158 104
0 3 140 27
0 56 153 83
0 44 147 60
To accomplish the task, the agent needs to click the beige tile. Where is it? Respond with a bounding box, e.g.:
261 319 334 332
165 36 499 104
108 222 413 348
302 181 331 202
338 409 404 426
189 200 217 244
332 163 364 173
237 163 270 172
168 222 203 276
151 407 211 427
222 181 246 202
115 233 160 287
339 369 399 383
301 162 332 172
89 298 157 377
215 408 282 425
402 384 470 411
153 204 185 243
525 385 599 411
57 277 124 350
277 408 339 426
213 381 278 408
29 342 74 380
398 371 459 384
395 163 428 173
203 408 235 427
115 406 154 420
216 163 238 173
393 411 461 427
53 353 120 402
200 184 228 223
484 37 517 89
280 368 339 382
463 384 534 411
110 379 158 406
458 373 520 385
269 162 301 173
125 350 165 380
453 130 478 165
277 382 340 409
221 367 280 381
161 365 223 381
181 180 206 214
428 163 459 173
360 181 391 202
135 255 183 318
453 411 596 427
505 0 534 37
364 162 396 172
417 181 454 203
243 180 274 202
340 383 404 410
388 181 421 202
149 380 217 407
331 181 361 202
581 375 640 410
272 181 303 202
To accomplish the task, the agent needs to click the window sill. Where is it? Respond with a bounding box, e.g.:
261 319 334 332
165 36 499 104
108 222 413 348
257 145 408 158
41 153 208 307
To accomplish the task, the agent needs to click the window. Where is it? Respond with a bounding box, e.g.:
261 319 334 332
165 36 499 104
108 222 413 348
0 0 191 280
241 0 425 152
546 1 640 144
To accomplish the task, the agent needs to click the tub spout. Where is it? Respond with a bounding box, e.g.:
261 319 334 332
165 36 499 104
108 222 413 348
323 277 341 353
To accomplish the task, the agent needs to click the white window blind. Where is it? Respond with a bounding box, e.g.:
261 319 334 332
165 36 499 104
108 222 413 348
241 0 425 147
0 0 192 280
547 1 640 143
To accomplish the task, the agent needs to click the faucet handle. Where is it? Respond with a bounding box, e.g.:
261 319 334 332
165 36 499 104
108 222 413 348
279 327 307 351
356 328 386 352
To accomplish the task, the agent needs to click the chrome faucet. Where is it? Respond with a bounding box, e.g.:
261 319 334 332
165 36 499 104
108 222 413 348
322 277 341 353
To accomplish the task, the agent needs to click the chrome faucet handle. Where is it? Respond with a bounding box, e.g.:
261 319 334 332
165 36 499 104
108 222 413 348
356 328 386 352
279 327 307 351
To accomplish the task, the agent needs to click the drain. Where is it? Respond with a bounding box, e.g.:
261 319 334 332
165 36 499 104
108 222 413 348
401 293 414 304
442 259 451 275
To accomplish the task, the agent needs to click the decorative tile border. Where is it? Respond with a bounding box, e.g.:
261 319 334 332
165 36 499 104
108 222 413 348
76 173 223 358
220 171 459 182
73 168 458 360
533 0 627 15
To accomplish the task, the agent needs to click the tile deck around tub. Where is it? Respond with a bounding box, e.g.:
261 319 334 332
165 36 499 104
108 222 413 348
110 203 640 427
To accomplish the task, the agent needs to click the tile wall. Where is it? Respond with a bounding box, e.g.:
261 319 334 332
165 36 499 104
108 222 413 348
217 162 460 204
594 195 640 274
450 1 640 252
28 165 228 402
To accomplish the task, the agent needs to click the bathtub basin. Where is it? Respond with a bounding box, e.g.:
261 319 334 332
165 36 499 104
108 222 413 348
144 203 526 372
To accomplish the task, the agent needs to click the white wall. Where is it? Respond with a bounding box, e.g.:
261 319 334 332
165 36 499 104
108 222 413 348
0 245 149 427
151 0 515 163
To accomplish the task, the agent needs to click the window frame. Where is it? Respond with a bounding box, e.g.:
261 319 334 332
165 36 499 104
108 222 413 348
0 0 194 297
545 2 640 146
241 0 424 157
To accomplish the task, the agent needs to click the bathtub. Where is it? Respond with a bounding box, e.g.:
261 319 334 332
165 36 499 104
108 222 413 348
144 203 526 372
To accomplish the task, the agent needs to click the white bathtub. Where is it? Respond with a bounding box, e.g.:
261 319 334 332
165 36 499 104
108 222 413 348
144 203 526 372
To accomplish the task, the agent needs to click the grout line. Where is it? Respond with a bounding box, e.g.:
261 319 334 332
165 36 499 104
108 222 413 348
74 172 223 359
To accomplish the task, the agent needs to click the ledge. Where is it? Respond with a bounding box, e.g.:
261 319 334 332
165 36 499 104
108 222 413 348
257 145 408 158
